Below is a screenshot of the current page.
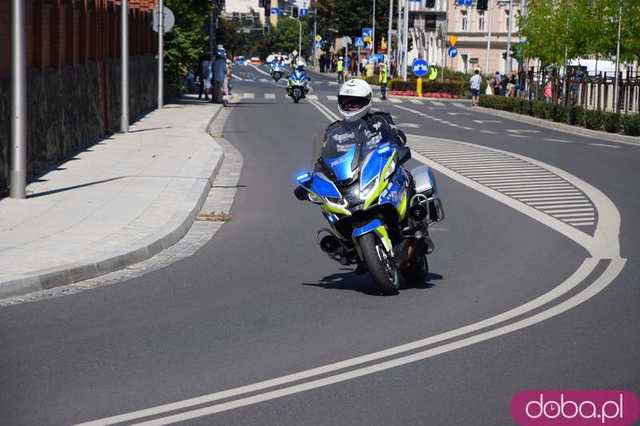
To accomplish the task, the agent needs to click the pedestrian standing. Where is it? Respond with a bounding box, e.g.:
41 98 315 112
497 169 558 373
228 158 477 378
379 62 389 100
212 48 227 104
470 69 482 107
494 71 502 96
199 55 212 100
544 80 553 103
336 57 344 84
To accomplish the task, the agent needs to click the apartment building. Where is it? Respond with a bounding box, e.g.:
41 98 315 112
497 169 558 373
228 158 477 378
445 0 523 74
222 0 267 32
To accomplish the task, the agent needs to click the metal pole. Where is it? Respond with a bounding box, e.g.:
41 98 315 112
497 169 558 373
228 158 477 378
120 0 129 133
372 0 376 55
402 0 409 80
613 0 622 112
485 0 492 74
397 0 402 77
158 0 164 109
313 5 318 67
298 19 302 59
388 0 393 71
505 0 513 74
10 0 26 199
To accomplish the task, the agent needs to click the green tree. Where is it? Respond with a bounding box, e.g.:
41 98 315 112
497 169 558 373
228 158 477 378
316 0 390 50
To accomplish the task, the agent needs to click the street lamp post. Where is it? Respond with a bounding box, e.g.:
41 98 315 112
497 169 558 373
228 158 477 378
121 0 129 133
158 0 164 109
484 0 492 74
613 0 623 112
388 0 393 71
402 0 409 80
10 0 26 199
372 0 376 55
505 0 513 75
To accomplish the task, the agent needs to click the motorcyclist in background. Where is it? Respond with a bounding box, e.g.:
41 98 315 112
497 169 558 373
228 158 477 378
287 61 310 97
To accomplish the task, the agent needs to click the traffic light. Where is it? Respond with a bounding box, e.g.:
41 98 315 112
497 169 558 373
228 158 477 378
292 6 299 18
408 38 413 51
425 0 436 7
477 0 488 10
502 51 507 60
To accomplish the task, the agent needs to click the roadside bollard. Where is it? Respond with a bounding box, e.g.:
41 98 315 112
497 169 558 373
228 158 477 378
416 77 423 97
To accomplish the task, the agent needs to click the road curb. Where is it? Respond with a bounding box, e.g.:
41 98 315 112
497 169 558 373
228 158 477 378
0 104 227 301
474 106 640 146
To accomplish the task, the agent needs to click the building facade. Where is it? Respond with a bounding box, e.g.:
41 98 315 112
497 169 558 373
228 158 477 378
445 0 523 75
406 0 448 69
221 0 266 32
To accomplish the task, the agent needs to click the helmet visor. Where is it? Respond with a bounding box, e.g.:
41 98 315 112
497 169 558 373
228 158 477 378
338 94 371 112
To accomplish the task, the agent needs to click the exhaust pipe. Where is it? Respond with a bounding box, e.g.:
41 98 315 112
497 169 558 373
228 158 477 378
320 235 341 255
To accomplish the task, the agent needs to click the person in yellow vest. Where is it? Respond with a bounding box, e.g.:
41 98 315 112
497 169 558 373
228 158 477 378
336 57 344 84
378 62 389 100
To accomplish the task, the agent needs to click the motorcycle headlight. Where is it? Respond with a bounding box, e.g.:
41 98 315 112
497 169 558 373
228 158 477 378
359 177 379 200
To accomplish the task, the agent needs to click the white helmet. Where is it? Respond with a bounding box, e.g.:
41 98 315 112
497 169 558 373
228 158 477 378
338 79 372 121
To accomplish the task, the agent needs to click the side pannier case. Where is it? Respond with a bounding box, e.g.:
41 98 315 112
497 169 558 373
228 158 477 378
411 165 445 223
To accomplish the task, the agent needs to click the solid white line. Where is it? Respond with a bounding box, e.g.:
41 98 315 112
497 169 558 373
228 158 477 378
518 195 588 201
463 170 554 178
475 177 566 184
494 183 575 189
544 138 572 143
589 143 621 149
460 126 475 130
119 260 626 426
571 222 595 226
503 189 581 196
552 212 595 218
507 134 529 138
563 217 596 223
249 64 271 77
480 130 498 134
232 74 245 81
543 207 595 213
529 202 593 208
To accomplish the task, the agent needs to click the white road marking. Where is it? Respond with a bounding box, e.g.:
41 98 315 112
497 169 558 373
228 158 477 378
553 212 595 218
543 207 595 213
327 95 338 101
453 102 466 108
430 101 445 106
569 221 596 226
508 134 529 138
410 99 423 104
232 74 245 81
519 195 588 202
77 134 624 426
473 120 503 124
589 143 621 149
528 201 593 208
480 130 498 134
459 126 475 130
242 93 255 99
388 98 402 103
373 97 382 103
507 129 541 134
307 95 318 100
447 112 472 116
544 138 572 143
249 64 271 77
264 93 276 100
398 123 421 128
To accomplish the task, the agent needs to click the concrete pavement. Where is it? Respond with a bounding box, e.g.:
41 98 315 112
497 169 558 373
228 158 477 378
0 99 224 299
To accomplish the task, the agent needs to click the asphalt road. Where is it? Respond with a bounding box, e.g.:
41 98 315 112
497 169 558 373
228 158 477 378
0 64 638 425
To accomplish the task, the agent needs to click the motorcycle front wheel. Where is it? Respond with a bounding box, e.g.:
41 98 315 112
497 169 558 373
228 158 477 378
358 233 400 295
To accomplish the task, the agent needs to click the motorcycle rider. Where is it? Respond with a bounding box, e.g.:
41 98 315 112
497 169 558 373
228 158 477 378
317 79 409 175
287 60 310 97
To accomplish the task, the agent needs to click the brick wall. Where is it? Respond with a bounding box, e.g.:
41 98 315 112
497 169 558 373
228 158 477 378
0 0 158 195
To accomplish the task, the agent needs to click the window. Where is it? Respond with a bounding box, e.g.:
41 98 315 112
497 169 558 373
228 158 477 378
461 10 468 31
478 11 485 31
505 9 510 31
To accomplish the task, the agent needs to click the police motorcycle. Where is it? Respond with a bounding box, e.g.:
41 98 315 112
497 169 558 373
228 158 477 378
294 80 444 295
270 57 285 82
287 62 310 103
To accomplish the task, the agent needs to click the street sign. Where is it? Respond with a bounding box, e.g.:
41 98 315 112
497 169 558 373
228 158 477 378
428 66 438 80
448 46 458 58
299 8 308 17
315 41 322 49
362 27 373 42
448 35 458 46
271 7 279 15
412 58 429 77
315 34 322 42
355 37 365 48
342 36 352 45
152 6 175 33
457 0 473 5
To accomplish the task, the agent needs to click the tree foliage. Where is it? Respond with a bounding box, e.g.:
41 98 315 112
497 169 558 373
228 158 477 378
520 0 640 65
316 0 390 48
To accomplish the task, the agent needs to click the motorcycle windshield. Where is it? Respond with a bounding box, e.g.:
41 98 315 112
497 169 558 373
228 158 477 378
321 144 359 183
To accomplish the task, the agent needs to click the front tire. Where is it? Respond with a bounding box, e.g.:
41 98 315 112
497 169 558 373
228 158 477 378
358 233 400 295
402 254 429 286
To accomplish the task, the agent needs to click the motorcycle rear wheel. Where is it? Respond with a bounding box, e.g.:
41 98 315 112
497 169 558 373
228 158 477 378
359 233 400 295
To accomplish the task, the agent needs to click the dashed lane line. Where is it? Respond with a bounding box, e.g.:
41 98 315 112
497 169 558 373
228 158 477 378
589 143 622 149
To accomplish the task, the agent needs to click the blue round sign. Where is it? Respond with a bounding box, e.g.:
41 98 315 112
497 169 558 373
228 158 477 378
448 47 458 58
412 59 429 77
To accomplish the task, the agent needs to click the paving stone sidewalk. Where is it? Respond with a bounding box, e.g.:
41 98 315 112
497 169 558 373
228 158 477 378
0 99 224 299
